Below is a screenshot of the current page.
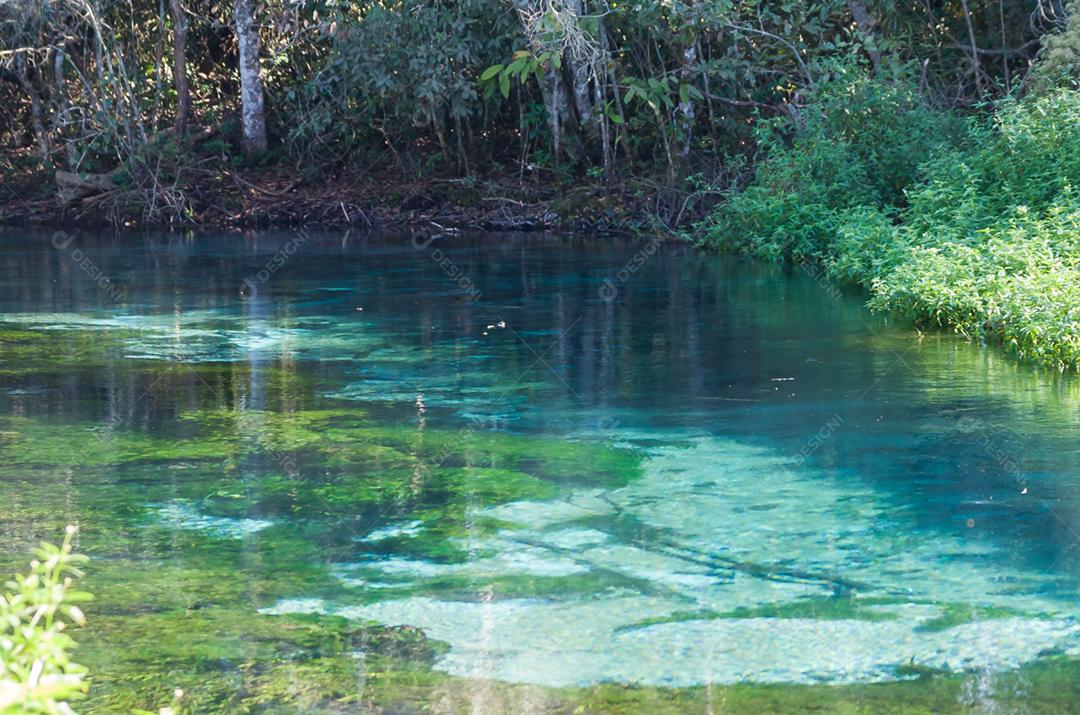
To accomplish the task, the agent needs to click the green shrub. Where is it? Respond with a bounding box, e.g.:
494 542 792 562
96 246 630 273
699 66 1080 371
700 62 960 260
1029 0 1080 93
873 198 1080 368
0 527 90 714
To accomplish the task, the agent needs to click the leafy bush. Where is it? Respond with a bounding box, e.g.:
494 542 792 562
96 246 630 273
700 65 1080 370
292 0 517 162
701 62 960 260
1029 0 1080 92
0 526 90 714
871 90 1080 369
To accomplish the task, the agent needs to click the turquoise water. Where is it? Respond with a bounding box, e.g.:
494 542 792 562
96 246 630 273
1 230 1079 710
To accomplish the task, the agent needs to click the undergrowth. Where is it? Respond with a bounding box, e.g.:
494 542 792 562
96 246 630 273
699 62 1080 371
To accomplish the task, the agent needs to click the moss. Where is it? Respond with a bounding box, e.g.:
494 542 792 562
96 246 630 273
563 658 1080 714
177 409 643 488
365 571 643 602
0 324 128 375
0 415 237 467
914 603 1032 632
80 610 447 714
614 597 904 634
435 467 559 503
714 596 904 622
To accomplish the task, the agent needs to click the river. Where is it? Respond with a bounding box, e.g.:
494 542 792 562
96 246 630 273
1 230 1078 712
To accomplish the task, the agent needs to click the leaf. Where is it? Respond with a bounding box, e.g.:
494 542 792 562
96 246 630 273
609 113 625 125
500 73 511 98
480 64 503 81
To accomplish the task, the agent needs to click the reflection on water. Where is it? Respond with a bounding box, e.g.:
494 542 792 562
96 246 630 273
0 230 1078 708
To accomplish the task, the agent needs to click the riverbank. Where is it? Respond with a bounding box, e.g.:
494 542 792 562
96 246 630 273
6 78 1080 375
0 156 673 235
699 74 1080 373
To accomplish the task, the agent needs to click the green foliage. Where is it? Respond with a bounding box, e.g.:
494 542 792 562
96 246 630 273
0 527 90 714
701 62 959 259
700 65 1080 371
293 0 517 161
479 49 560 100
1030 0 1080 92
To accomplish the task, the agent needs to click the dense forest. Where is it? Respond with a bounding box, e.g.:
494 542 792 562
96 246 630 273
0 1 1075 224
2 1 1079 368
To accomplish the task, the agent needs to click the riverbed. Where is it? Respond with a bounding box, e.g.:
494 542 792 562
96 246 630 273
1 230 1078 712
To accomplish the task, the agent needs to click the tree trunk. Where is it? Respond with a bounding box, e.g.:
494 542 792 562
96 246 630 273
151 0 166 129
847 0 881 72
565 55 596 141
510 0 579 163
233 0 267 155
959 0 984 95
677 43 696 160
171 0 190 135
14 56 51 169
565 0 596 142
52 43 77 170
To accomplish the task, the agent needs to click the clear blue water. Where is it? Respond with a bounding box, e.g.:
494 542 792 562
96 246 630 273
1 230 1079 708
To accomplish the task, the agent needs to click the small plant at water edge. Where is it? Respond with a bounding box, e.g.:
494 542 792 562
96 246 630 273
0 526 91 714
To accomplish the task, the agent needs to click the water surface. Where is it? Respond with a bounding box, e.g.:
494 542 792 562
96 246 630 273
1 230 1079 711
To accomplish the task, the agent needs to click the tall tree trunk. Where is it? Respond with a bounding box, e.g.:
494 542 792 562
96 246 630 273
172 0 190 135
233 0 266 155
565 0 596 142
510 0 579 163
52 43 77 170
151 0 166 130
959 0 984 95
677 42 696 160
565 55 596 141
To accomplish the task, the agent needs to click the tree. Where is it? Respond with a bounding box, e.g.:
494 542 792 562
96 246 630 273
171 0 189 135
233 0 267 155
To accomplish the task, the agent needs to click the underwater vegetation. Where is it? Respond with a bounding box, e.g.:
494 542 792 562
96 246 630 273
2 234 1080 713
5 410 1079 712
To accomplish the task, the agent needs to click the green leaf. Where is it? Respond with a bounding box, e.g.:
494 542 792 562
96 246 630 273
480 64 503 81
500 73 511 98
